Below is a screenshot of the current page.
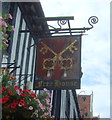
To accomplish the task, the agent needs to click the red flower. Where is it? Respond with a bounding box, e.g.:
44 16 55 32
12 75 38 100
14 86 18 90
19 99 25 105
1 86 6 94
8 91 13 95
23 90 30 93
24 104 28 109
4 95 9 98
10 101 18 109
14 100 18 105
10 103 16 109
18 89 22 92
2 86 6 91
30 93 36 98
2 97 9 104
21 93 26 97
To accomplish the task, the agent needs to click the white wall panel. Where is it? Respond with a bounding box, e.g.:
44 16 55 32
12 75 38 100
16 19 26 75
10 7 21 63
21 32 29 74
60 90 66 119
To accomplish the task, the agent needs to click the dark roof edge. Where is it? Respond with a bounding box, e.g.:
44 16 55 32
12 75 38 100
17 2 49 40
18 2 45 17
33 2 45 17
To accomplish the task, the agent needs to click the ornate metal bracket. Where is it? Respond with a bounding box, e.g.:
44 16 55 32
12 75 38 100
88 16 98 28
48 16 98 36
1 61 20 74
19 16 98 37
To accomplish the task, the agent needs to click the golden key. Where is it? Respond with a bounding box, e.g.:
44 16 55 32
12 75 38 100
40 42 57 56
40 40 78 70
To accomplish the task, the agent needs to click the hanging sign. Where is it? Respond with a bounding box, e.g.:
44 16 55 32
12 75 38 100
34 35 82 90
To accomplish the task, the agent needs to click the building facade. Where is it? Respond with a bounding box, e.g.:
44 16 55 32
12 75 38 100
1 2 81 119
78 94 93 119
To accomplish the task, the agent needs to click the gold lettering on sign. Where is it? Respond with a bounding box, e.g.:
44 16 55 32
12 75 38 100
54 80 77 87
36 80 77 88
36 81 54 88
55 80 61 87
62 82 66 86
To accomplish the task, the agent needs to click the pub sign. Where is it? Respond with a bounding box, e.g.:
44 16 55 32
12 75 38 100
34 35 82 90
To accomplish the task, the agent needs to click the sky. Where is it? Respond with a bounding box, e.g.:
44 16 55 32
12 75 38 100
40 0 111 118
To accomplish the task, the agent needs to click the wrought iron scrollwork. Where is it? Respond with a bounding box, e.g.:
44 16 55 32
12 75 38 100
48 20 68 34
57 20 68 28
20 16 98 36
88 16 98 28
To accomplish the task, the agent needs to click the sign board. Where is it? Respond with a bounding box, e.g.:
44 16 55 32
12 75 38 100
34 36 82 90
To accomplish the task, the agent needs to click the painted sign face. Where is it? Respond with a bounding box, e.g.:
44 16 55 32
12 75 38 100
34 36 82 90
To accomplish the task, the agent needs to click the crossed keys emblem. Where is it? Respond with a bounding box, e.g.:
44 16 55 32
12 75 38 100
40 40 78 71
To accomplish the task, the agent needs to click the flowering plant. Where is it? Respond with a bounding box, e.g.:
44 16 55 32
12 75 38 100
0 68 54 120
0 14 14 51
